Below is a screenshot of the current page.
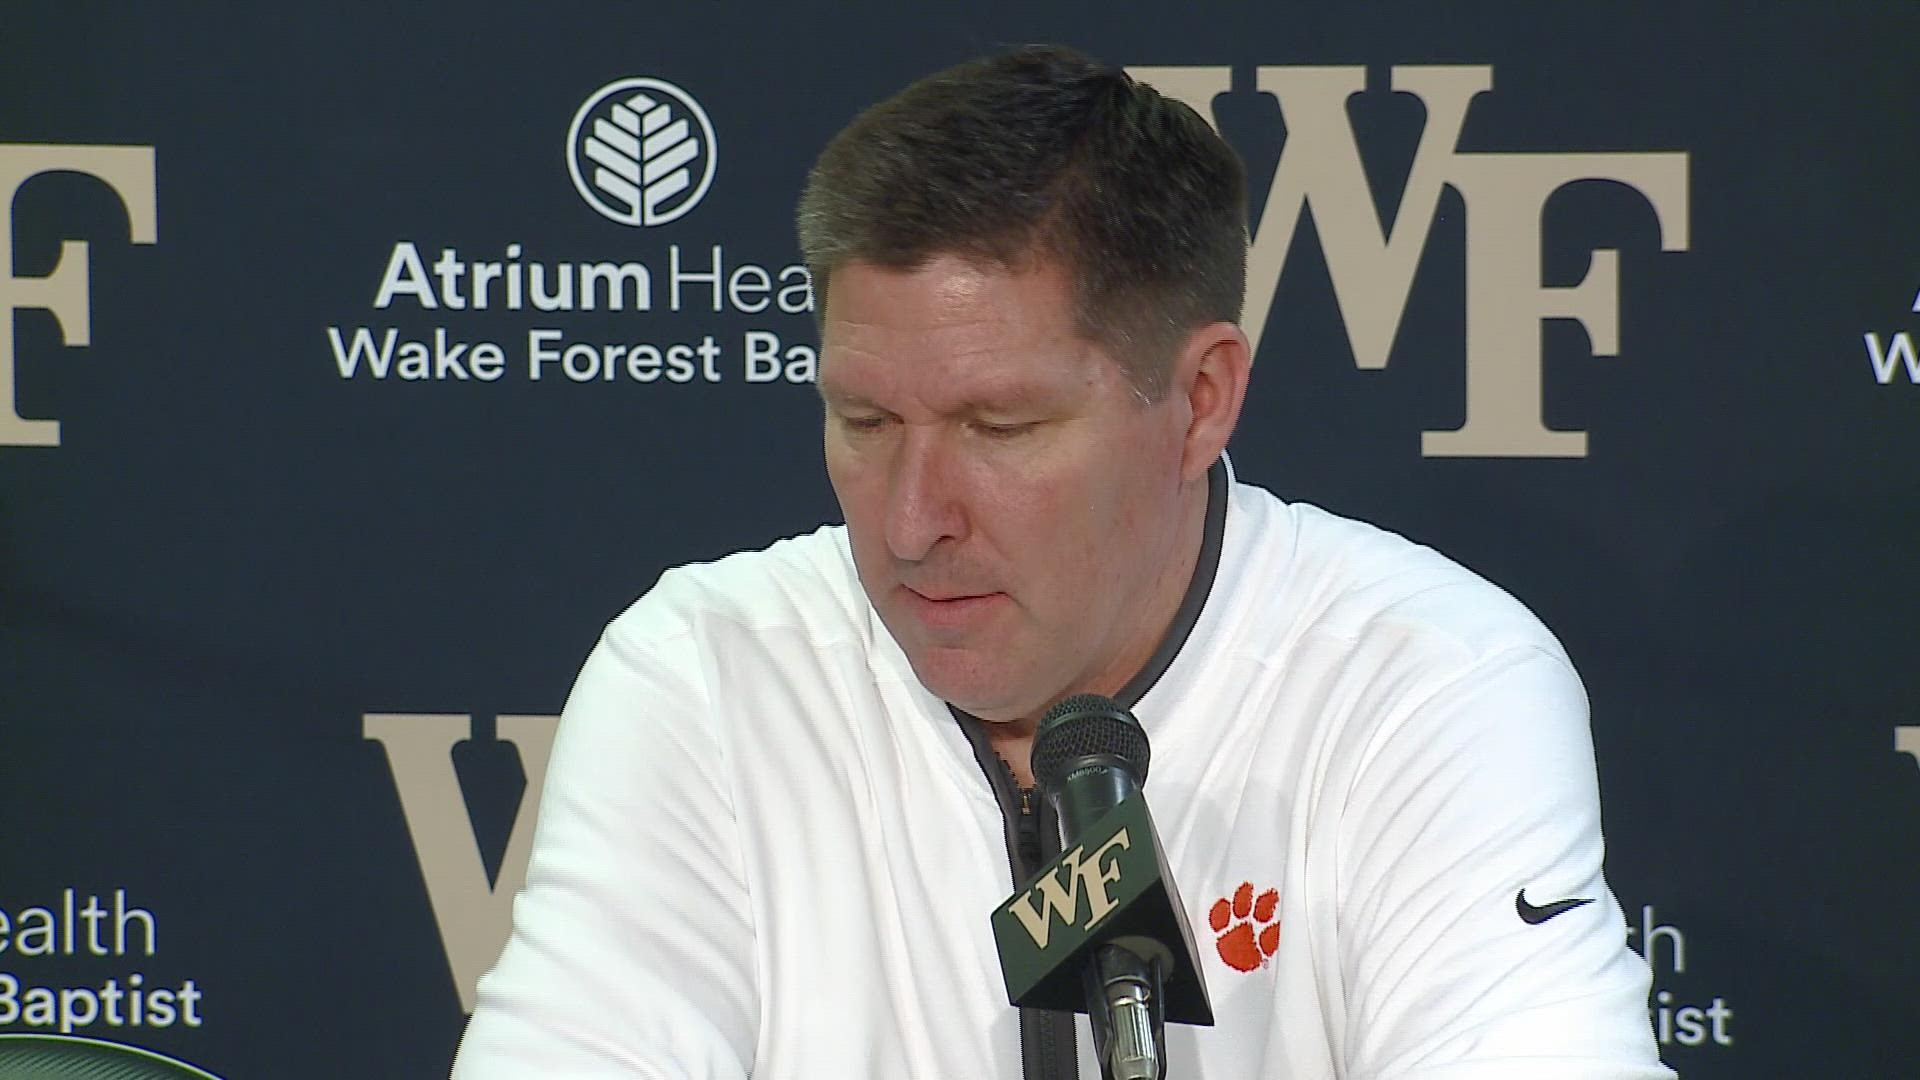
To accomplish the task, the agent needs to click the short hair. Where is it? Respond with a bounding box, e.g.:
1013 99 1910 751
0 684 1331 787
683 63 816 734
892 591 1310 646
797 45 1248 400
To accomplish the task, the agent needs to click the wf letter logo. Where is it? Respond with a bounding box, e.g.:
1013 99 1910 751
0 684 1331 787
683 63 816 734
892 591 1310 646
1008 827 1133 949
1 144 157 447
1133 65 1689 458
365 713 559 1012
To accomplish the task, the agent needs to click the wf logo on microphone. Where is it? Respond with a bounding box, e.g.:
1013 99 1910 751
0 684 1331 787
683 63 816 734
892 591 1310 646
991 794 1214 1023
1006 827 1134 949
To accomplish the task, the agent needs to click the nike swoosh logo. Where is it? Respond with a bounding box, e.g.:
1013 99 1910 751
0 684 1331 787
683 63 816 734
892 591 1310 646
1515 889 1595 925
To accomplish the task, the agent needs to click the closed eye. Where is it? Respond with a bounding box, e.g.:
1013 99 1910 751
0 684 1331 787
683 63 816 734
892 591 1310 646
971 420 1036 439
836 412 894 434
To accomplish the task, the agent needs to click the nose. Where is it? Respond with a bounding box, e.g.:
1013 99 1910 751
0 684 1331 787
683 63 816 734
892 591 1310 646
885 426 966 563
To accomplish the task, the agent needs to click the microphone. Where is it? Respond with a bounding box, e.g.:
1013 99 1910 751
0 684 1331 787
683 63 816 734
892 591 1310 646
990 695 1213 1080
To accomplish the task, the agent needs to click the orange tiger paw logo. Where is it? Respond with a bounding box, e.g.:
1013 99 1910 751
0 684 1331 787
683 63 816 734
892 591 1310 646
1208 881 1280 972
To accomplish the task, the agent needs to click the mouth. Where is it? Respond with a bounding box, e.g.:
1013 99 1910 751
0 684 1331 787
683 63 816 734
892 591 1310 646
910 587 995 602
898 585 1005 631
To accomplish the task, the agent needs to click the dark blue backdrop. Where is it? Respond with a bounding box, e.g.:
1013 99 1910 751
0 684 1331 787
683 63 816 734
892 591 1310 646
3 3 1916 1076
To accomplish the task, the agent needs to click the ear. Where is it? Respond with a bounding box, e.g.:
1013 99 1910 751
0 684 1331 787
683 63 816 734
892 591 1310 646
1170 321 1251 482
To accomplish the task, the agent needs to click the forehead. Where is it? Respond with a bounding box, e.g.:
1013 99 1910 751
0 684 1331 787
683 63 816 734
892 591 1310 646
818 255 1106 404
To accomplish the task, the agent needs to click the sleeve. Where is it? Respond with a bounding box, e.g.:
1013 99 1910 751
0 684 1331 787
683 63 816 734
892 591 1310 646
450 611 758 1079
1333 645 1672 1080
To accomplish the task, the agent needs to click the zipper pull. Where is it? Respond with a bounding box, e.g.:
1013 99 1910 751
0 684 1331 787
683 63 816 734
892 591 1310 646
1020 785 1034 817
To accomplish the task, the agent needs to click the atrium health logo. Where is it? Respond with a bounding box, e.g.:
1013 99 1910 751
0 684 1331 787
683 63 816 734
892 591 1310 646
567 77 716 227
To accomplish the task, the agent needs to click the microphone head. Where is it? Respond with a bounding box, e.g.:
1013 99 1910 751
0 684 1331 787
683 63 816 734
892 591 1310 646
1032 693 1151 796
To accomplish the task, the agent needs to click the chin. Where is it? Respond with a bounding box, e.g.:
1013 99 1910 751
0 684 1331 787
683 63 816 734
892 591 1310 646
904 648 1024 719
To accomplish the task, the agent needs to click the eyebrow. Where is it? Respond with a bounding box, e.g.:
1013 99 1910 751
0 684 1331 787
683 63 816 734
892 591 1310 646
955 384 1050 416
816 379 1056 418
814 378 873 409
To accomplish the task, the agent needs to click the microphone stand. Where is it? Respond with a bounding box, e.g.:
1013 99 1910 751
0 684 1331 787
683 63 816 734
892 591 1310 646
1087 943 1169 1080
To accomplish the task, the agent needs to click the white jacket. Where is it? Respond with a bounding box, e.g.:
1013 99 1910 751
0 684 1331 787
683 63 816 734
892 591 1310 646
452 476 1671 1079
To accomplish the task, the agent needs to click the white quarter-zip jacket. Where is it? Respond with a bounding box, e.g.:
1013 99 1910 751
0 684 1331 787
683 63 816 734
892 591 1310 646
451 473 1672 1079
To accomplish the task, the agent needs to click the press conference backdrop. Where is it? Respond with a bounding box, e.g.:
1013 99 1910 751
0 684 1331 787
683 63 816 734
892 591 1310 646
3 2 1916 1076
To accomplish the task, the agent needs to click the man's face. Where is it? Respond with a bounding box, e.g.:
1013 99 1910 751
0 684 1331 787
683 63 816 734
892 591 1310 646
819 254 1199 723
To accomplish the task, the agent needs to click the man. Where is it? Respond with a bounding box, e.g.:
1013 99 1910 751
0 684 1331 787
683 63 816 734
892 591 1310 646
452 46 1670 1078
